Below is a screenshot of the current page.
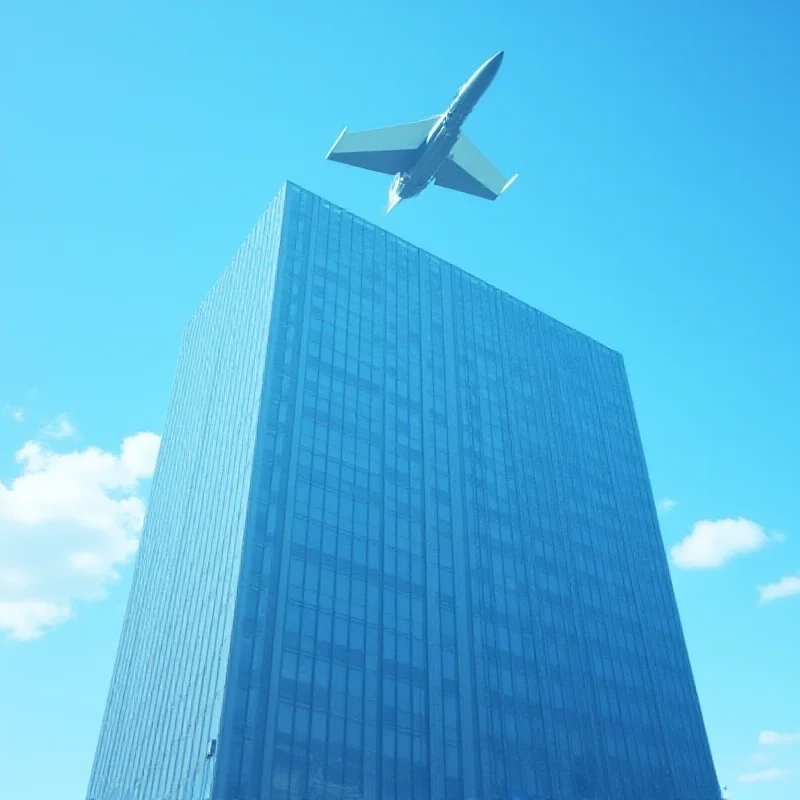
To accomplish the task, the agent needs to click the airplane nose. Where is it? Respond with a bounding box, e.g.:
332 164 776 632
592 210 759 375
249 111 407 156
483 51 504 77
463 50 506 102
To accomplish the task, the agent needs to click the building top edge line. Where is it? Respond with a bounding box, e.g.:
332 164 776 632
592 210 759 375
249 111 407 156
280 180 622 359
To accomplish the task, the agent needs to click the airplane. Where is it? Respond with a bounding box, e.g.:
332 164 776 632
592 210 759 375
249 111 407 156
325 51 518 213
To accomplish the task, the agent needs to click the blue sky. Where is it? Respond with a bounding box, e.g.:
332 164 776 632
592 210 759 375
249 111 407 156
1 1 798 798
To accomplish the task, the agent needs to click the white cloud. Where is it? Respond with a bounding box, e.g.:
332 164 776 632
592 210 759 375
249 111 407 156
758 575 800 604
0 431 161 641
670 517 780 569
658 497 678 513
759 730 800 746
737 768 785 784
40 412 76 440
118 432 161 479
0 600 73 641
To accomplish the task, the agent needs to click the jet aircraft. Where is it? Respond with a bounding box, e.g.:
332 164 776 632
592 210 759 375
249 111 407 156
326 51 518 212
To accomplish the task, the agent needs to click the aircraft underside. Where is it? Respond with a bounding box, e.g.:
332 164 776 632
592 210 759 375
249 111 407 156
326 114 518 210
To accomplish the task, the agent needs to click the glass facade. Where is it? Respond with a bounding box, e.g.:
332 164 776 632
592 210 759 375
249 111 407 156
87 182 720 800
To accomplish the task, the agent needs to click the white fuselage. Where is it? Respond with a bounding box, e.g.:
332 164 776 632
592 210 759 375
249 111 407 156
389 51 504 207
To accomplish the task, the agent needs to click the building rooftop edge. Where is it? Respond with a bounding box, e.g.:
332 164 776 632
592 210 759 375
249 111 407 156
281 180 623 360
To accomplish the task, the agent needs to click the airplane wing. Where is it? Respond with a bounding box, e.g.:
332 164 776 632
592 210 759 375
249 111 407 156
326 116 439 176
434 134 518 200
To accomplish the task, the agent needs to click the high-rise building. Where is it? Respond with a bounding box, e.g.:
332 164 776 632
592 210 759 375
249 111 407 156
87 182 720 800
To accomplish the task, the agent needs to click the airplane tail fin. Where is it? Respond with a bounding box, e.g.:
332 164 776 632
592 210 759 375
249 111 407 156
386 191 402 215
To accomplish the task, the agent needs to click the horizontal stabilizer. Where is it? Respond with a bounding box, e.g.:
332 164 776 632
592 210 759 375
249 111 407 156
434 134 518 200
326 116 439 176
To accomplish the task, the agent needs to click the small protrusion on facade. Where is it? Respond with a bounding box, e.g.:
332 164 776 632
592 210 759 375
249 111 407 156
206 738 217 759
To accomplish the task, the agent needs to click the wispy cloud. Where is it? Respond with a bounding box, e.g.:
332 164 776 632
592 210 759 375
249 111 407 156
758 576 800 604
0 430 161 641
40 413 76 440
759 730 800 746
670 517 782 569
3 406 26 423
737 767 785 784
658 497 678 513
